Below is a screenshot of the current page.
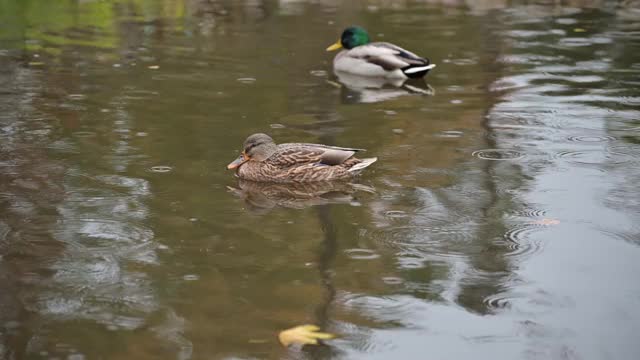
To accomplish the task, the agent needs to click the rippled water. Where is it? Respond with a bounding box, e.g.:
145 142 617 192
1 1 640 359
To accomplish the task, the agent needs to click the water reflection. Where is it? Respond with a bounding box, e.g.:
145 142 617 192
0 57 67 359
227 179 375 213
334 71 434 104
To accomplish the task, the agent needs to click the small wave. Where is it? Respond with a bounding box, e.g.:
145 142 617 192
72 131 97 138
472 149 525 161
344 248 381 260
341 294 420 325
54 219 154 254
309 70 327 77
567 135 616 143
484 293 512 311
597 227 640 246
148 165 173 173
503 225 544 258
236 77 256 84
381 276 404 285
384 210 408 219
554 150 635 165
507 208 548 218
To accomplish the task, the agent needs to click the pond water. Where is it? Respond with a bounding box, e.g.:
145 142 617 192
1 1 640 359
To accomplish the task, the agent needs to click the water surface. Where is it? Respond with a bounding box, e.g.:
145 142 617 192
1 1 640 359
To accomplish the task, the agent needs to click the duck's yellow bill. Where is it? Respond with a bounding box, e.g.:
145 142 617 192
326 40 342 51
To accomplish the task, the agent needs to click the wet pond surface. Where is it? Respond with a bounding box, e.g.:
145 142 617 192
1 1 640 359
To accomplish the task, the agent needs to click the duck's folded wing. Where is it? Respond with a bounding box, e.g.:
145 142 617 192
280 143 365 152
348 42 430 71
320 148 356 165
271 144 363 167
375 42 428 63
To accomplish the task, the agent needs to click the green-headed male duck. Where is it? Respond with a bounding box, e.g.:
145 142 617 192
327 26 435 79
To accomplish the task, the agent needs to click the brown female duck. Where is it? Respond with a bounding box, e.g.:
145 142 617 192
226 133 377 183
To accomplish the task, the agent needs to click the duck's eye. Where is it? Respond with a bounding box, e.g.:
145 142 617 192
245 142 262 154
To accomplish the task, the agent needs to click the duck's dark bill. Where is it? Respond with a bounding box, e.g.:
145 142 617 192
227 155 248 170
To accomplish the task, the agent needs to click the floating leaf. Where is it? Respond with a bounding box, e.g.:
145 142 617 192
533 218 560 225
278 324 335 347
248 339 269 344
573 28 586 33
325 80 342 89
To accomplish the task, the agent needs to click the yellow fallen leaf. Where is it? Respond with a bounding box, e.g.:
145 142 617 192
573 28 586 33
278 324 336 347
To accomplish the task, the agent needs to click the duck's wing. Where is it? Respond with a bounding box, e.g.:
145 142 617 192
280 143 365 152
270 143 364 167
347 42 435 76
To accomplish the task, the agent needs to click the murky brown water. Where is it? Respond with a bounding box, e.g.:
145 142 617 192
1 1 640 359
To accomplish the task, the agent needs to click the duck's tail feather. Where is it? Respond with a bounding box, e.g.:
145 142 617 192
349 157 377 173
403 63 436 78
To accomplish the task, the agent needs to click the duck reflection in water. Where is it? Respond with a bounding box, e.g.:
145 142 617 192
332 70 434 104
227 179 375 213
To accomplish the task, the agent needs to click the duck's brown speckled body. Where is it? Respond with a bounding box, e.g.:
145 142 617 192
227 134 377 183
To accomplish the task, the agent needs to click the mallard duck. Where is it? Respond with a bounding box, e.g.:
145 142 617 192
326 26 435 79
226 133 377 183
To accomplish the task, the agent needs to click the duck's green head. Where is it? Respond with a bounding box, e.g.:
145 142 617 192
326 26 370 51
